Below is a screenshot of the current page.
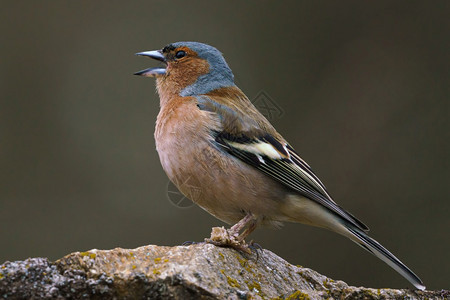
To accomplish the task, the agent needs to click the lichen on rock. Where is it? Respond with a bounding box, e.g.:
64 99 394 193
0 244 445 299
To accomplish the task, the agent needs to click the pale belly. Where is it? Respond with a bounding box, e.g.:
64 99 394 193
152 98 343 232
156 133 290 225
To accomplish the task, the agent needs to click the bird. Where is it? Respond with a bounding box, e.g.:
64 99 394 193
134 41 425 290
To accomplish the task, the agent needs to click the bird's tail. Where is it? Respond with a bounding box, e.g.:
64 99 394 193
280 196 425 289
344 224 425 290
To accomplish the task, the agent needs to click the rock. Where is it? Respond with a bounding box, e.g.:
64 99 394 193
0 244 446 299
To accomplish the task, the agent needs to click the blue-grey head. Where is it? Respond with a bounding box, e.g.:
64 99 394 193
135 42 236 96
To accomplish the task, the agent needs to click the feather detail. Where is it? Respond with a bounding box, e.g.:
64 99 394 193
217 132 369 232
196 94 369 232
227 140 284 160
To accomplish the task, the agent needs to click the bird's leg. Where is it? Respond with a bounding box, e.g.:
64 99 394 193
228 213 255 239
235 215 258 242
205 213 257 253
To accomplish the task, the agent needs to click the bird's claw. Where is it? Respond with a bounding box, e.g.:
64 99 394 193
248 240 262 251
181 241 203 246
205 226 252 254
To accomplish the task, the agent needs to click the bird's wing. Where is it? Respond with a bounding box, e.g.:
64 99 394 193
197 95 369 232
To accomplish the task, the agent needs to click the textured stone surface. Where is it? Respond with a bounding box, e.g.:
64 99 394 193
0 244 447 299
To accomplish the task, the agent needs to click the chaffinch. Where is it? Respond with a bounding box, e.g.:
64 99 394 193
135 41 425 290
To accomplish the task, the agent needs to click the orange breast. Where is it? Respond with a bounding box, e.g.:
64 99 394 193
154 96 289 225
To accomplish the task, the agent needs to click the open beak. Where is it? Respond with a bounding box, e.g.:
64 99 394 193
134 50 167 77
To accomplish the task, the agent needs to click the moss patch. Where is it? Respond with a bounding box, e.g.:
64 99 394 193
79 252 96 259
285 290 311 300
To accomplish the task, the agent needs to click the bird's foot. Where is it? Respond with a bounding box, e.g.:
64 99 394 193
205 226 251 254
248 240 262 251
181 241 202 246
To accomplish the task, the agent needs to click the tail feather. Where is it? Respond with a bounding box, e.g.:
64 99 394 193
346 226 425 290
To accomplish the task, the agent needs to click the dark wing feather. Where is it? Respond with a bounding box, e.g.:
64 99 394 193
197 95 369 232
216 133 369 232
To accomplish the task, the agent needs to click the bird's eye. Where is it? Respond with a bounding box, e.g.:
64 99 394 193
175 50 186 59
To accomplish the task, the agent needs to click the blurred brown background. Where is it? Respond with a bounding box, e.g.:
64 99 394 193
1 1 448 290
